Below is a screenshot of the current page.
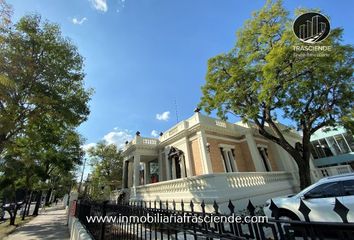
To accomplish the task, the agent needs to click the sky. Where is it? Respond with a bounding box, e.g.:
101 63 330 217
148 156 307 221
8 0 354 152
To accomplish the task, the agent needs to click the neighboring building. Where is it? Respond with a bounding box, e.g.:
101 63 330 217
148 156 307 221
310 126 354 170
120 112 352 212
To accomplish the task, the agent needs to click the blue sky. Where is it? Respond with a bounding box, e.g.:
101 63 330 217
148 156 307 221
8 0 354 150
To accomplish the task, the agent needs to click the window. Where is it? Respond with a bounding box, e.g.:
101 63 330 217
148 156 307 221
227 151 235 172
306 182 341 198
334 134 350 154
220 147 237 173
310 143 319 159
257 146 271 172
342 180 354 196
220 148 229 172
319 139 333 157
343 133 354 152
149 161 159 183
311 140 326 158
326 136 341 156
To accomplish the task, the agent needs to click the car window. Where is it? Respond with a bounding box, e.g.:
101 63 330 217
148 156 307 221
342 180 354 196
306 182 341 198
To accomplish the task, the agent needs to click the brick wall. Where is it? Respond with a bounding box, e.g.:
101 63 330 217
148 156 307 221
207 138 256 172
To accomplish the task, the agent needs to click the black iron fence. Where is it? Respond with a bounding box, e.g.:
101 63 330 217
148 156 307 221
75 198 354 240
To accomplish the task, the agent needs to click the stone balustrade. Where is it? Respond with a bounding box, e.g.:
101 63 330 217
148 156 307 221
312 164 353 180
131 171 297 212
123 113 248 151
124 136 159 151
134 171 293 194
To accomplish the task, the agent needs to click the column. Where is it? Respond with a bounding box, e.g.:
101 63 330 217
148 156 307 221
158 151 164 181
127 161 133 188
165 150 171 180
122 160 127 188
143 162 148 185
197 130 213 174
180 155 186 178
133 155 141 187
171 157 176 179
245 132 264 172
184 136 193 177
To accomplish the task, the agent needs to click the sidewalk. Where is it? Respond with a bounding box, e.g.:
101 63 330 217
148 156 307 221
4 207 70 240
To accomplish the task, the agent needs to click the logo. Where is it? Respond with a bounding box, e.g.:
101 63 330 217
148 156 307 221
293 12 330 44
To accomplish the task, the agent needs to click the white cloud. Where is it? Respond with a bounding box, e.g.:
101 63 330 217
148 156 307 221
103 129 133 148
151 130 159 137
90 0 108 12
156 111 170 121
72 17 87 25
116 0 126 13
81 142 96 151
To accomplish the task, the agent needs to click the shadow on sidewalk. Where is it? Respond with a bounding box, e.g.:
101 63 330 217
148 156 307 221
4 208 69 240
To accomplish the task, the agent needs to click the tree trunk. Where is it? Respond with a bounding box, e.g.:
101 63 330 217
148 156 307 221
22 199 27 221
21 190 29 220
45 188 52 206
293 140 313 190
298 160 312 190
26 191 33 216
9 205 17 225
32 191 42 216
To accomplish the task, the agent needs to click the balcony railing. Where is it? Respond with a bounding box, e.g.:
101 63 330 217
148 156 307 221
312 164 353 179
130 171 296 212
124 136 159 150
134 171 293 194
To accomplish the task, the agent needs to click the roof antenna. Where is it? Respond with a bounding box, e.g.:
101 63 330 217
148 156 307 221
174 99 179 123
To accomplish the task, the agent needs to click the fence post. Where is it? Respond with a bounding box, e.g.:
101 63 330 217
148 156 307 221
247 200 260 240
99 201 108 240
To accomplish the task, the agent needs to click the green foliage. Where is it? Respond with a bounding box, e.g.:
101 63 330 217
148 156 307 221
87 142 123 200
0 12 91 224
200 0 353 189
0 0 12 29
0 14 92 153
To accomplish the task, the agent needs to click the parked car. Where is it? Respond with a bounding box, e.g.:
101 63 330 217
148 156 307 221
264 173 354 222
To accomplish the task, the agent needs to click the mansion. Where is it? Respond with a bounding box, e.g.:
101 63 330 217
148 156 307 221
120 112 352 211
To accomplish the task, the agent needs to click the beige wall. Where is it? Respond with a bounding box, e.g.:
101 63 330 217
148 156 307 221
207 138 256 172
190 139 203 176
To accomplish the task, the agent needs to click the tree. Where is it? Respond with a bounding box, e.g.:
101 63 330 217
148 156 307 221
199 0 354 189
87 142 123 200
0 113 85 223
0 0 12 29
0 14 92 154
24 115 85 216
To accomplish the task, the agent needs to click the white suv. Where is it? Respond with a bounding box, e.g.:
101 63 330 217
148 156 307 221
264 173 354 222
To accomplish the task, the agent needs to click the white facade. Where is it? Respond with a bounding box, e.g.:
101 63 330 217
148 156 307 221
120 113 351 212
